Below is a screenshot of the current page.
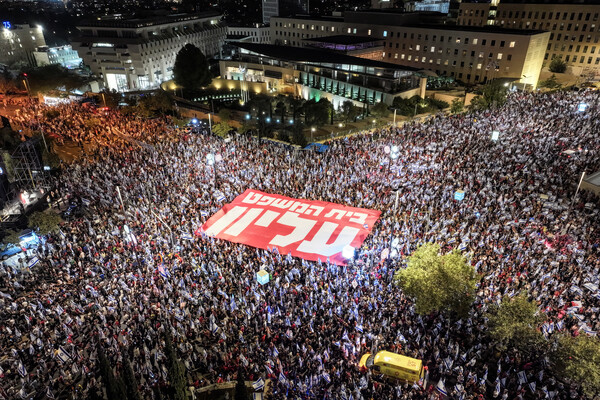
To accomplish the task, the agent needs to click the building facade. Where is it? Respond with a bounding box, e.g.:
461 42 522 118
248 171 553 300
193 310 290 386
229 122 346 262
0 23 46 68
220 42 421 109
271 11 548 87
33 45 82 69
72 12 226 92
457 0 600 77
227 25 271 44
262 0 309 24
405 0 450 14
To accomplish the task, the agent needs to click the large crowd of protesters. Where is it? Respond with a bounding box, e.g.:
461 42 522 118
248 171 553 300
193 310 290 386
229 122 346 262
1 89 599 400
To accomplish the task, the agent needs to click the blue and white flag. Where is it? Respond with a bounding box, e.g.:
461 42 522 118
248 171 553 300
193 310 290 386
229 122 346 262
518 371 527 384
252 377 265 390
200 210 209 217
181 233 194 241
529 382 536 393
356 324 364 333
278 372 288 385
28 257 39 268
436 379 447 396
17 361 26 377
46 387 55 399
265 364 273 375
217 195 226 203
272 346 279 358
322 372 331 384
56 346 72 363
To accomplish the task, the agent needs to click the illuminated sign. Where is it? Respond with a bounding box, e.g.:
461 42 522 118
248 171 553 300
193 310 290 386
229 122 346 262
2 21 11 29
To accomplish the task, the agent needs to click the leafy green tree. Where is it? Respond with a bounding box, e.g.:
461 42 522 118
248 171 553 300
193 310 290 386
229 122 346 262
470 80 508 111
551 334 600 397
371 102 390 118
163 329 188 400
173 44 211 89
235 366 248 400
97 346 127 400
302 98 331 126
99 89 122 108
291 125 307 147
212 122 231 138
549 57 567 73
122 358 142 400
28 211 62 235
218 108 232 123
136 91 175 118
341 100 361 122
486 294 546 355
450 98 464 114
394 243 477 316
22 65 86 94
539 74 562 90
2 229 21 245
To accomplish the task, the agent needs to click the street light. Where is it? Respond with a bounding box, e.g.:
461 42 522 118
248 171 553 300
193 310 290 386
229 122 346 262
311 127 316 142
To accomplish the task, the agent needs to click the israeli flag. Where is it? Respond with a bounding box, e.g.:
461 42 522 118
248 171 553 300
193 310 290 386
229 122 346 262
253 377 265 390
210 321 218 335
158 265 170 279
55 304 64 315
436 379 447 395
278 372 288 385
217 195 226 203
200 210 209 217
17 361 26 377
181 233 194 241
28 257 39 268
265 364 273 375
518 371 527 384
273 346 279 358
56 346 71 363
322 372 331 384
356 324 364 333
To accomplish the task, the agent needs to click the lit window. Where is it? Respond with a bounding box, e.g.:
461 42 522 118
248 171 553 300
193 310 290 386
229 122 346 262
510 41 515 47
416 45 420 51
497 53 503 60
431 46 435 52
383 31 388 37
348 28 351 33
477 63 482 69
401 54 405 59
368 29 372 35
473 38 478 45
394 53 398 59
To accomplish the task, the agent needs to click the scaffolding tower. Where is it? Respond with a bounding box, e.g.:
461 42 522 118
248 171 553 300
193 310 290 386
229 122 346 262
11 138 50 193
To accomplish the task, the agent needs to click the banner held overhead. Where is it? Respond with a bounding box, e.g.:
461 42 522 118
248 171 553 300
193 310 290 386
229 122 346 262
199 189 381 265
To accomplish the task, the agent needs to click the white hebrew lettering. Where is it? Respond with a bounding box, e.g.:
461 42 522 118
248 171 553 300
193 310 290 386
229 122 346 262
324 209 346 219
306 205 324 216
242 191 262 204
205 206 247 236
271 198 296 209
349 212 368 225
297 221 361 257
269 212 317 247
224 208 263 236
254 210 280 227
257 196 276 206
289 202 310 213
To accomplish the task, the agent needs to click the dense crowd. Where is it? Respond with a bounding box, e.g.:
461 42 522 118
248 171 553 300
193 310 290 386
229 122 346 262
1 90 600 400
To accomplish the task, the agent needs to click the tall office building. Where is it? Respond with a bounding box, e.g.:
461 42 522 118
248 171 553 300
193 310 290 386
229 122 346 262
0 23 46 68
262 0 309 24
72 12 226 91
457 0 600 77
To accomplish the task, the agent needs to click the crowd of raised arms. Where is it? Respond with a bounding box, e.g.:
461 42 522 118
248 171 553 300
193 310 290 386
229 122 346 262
1 90 599 400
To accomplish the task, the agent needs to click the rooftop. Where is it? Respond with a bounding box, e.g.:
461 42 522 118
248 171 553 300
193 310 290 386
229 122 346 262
77 11 222 29
233 42 419 71
303 35 383 45
403 24 547 35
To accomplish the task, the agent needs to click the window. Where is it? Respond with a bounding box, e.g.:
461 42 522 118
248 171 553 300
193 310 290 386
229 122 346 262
416 44 421 51
473 38 478 45
497 53 503 60
368 29 371 35
500 41 505 47
383 30 388 37
394 53 398 59
477 63 482 69
509 41 515 48
347 28 351 33
507 54 512 61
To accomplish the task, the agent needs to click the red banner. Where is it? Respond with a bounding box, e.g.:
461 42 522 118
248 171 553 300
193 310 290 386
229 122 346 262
200 189 381 265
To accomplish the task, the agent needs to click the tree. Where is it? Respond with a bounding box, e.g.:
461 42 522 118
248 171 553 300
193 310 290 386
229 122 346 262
99 89 122 108
341 100 360 122
450 98 464 114
549 57 567 73
122 358 142 400
218 108 232 123
486 294 546 355
163 329 188 400
0 70 18 94
28 211 62 235
291 125 307 147
470 80 508 111
235 366 248 400
22 65 86 94
2 229 21 244
136 91 175 118
394 243 477 316
371 102 390 118
212 122 231 138
97 346 127 400
539 74 562 90
173 44 211 90
552 334 600 397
